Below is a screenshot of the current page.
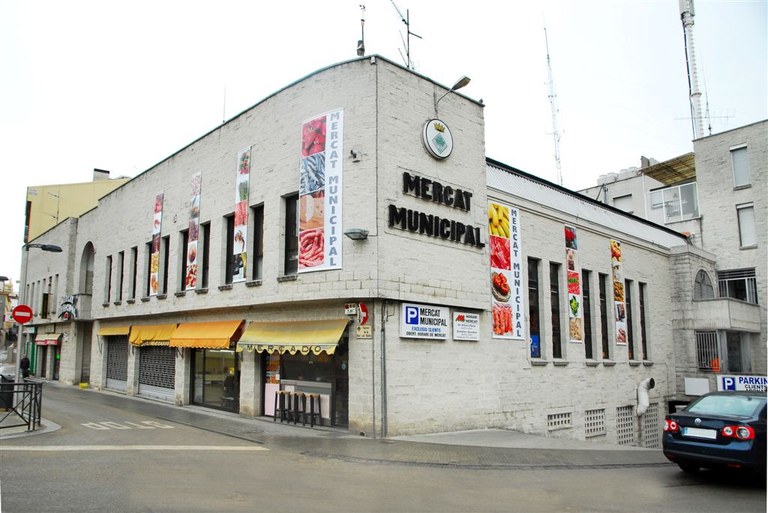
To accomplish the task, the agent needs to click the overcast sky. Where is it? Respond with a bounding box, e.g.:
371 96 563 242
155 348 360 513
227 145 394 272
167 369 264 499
1 0 766 288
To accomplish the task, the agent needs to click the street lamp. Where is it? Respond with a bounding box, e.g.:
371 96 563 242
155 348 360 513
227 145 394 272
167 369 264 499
15 243 63 380
434 75 471 116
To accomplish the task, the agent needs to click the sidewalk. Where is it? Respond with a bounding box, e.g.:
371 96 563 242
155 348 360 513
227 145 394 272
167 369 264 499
1 381 670 469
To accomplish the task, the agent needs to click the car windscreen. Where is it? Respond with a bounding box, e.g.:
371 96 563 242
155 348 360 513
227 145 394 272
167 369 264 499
686 395 766 418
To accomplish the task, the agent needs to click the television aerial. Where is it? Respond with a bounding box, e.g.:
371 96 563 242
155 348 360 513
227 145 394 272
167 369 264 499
389 0 421 69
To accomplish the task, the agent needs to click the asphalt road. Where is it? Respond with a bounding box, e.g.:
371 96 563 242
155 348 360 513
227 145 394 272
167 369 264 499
0 384 764 513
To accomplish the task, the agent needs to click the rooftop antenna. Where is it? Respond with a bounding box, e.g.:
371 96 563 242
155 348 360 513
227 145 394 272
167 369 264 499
389 0 421 69
544 25 563 186
679 0 705 140
357 5 366 56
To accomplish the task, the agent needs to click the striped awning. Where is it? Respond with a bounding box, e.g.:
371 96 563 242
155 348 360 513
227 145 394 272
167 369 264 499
35 333 62 346
129 324 177 346
98 325 131 337
169 320 244 349
236 319 348 355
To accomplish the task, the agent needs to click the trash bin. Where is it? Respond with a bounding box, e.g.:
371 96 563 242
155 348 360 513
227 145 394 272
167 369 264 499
0 374 14 410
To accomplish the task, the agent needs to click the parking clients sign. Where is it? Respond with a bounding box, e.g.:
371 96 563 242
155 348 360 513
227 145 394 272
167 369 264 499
400 303 449 340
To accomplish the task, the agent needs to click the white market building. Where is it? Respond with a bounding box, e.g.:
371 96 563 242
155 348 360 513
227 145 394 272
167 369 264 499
20 56 706 445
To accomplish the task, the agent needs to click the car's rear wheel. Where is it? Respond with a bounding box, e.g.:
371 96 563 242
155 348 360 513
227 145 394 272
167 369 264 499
678 463 699 473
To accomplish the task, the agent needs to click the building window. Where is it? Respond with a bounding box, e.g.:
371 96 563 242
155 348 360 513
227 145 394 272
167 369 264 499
144 242 152 297
251 204 264 280
41 292 50 319
695 331 720 371
224 215 235 285
736 203 756 247
528 258 541 359
161 236 170 295
180 230 189 291
129 246 138 300
117 251 125 301
550 262 562 359
731 146 750 187
200 222 210 289
639 282 648 360
599 273 610 359
694 270 714 300
625 279 634 360
284 194 299 275
582 269 593 359
105 255 113 303
649 183 699 223
613 195 633 214
718 268 758 304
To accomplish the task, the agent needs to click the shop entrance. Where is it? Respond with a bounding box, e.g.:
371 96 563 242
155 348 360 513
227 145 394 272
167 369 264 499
191 348 239 412
266 338 349 427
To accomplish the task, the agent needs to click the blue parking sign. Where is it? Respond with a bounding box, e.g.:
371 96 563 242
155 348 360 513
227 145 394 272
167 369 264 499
405 306 419 325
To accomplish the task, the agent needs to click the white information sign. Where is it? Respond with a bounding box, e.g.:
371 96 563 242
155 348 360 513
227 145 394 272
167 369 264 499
717 374 767 392
453 312 480 341
400 303 449 340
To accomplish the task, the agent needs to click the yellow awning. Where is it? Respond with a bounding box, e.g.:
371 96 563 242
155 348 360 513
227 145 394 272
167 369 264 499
237 319 348 355
170 320 244 349
129 324 177 346
98 326 131 336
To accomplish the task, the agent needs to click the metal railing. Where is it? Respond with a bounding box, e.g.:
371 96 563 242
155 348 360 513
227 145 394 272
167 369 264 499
0 378 43 432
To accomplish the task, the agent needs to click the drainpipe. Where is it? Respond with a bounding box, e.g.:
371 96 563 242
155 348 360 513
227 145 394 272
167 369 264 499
637 377 655 416
380 299 388 438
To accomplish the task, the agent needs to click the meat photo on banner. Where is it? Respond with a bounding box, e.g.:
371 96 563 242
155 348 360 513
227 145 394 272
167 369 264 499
299 109 343 272
185 172 202 291
232 147 250 283
149 193 164 296
611 239 627 345
489 201 524 339
564 226 583 343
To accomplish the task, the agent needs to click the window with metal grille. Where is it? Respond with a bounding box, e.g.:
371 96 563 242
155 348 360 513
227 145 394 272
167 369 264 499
718 268 758 304
696 331 720 371
641 403 660 449
616 405 635 445
585 408 606 437
138 346 176 389
106 337 129 382
547 412 572 430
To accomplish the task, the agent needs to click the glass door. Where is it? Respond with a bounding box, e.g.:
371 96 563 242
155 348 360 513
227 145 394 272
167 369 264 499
192 349 239 412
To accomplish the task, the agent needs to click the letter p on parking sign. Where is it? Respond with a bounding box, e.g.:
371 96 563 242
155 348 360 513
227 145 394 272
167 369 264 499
405 306 419 325
720 376 736 391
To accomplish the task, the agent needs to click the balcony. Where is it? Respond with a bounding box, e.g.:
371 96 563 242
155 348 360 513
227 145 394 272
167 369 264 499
692 298 762 332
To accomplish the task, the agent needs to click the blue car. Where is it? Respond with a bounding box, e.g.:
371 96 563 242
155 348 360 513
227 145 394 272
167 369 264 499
663 391 766 473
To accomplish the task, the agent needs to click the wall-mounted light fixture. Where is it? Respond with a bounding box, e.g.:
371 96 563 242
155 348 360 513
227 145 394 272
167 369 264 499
344 228 369 241
434 75 471 116
350 149 361 162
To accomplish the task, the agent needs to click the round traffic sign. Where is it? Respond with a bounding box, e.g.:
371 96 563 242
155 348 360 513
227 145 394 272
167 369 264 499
12 304 33 324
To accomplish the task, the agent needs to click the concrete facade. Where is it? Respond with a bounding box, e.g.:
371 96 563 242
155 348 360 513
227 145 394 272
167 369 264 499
19 57 708 446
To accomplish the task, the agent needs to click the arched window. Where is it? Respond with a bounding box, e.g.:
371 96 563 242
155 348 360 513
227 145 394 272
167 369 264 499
694 270 714 300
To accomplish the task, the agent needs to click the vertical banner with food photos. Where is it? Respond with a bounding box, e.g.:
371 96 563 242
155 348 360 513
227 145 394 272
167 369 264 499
489 202 525 339
564 226 583 343
610 239 627 345
232 147 250 282
185 173 202 291
299 109 343 272
149 193 164 296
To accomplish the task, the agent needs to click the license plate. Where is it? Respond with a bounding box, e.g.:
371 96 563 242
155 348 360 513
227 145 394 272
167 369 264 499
682 427 717 439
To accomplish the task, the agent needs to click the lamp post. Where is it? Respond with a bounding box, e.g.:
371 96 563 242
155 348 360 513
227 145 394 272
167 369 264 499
15 243 63 381
434 75 471 116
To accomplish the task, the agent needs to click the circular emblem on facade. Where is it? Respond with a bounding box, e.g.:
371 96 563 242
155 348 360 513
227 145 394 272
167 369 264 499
422 119 454 159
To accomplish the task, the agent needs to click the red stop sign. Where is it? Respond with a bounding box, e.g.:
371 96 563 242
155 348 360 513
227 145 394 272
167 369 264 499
12 304 33 324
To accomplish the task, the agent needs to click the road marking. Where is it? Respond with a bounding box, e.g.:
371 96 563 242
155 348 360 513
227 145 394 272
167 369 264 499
81 421 175 430
0 445 268 452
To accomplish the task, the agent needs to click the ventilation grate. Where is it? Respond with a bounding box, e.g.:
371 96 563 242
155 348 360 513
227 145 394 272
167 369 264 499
585 408 606 437
547 412 573 431
616 405 635 446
